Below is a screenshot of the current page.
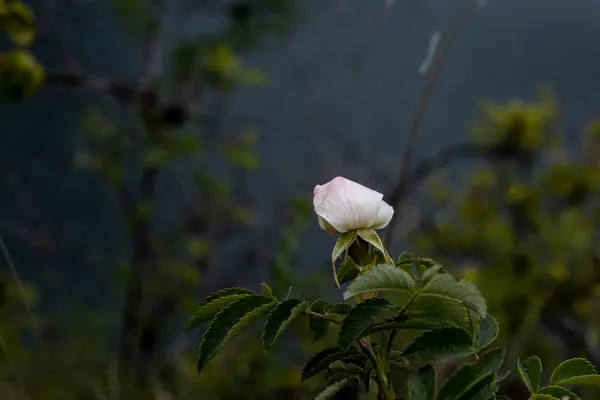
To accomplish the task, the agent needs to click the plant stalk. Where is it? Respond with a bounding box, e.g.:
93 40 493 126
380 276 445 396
358 339 396 400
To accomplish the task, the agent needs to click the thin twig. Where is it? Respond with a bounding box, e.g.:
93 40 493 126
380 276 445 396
384 0 479 247
0 236 40 342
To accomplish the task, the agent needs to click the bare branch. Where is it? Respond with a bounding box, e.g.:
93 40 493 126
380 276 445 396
45 73 138 102
384 0 479 246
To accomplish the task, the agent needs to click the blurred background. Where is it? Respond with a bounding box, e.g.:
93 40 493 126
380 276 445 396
1 0 600 398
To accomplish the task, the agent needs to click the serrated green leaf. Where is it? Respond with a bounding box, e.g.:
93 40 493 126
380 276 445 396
531 395 560 400
408 365 436 400
437 347 505 400
538 386 580 400
329 360 362 375
315 378 353 400
476 315 499 349
331 231 358 288
550 358 598 386
402 328 475 363
397 252 414 265
309 300 330 342
356 228 394 264
338 297 394 347
301 346 347 381
420 272 487 316
421 263 444 283
365 295 473 335
260 283 276 300
197 295 273 371
552 374 600 387
262 298 307 348
518 356 542 394
187 287 255 332
343 264 415 300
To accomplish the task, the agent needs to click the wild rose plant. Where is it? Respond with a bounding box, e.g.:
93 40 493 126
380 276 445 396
187 177 600 400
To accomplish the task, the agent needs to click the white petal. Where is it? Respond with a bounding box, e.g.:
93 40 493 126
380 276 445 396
313 176 383 232
371 201 394 229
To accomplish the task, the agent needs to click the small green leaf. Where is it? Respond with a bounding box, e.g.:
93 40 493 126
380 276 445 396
356 228 394 264
187 287 255 332
476 315 499 349
301 346 347 381
315 378 353 400
260 283 276 300
338 297 394 347
337 257 360 285
262 298 307 348
402 328 475 363
332 231 358 288
437 347 506 400
538 386 580 400
197 295 273 371
343 264 415 300
550 358 598 386
309 300 330 342
517 356 542 394
408 365 436 400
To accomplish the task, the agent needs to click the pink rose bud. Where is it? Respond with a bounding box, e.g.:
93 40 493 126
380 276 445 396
313 176 394 234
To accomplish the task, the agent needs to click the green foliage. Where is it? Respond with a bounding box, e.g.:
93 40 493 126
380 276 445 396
0 49 43 102
301 347 347 382
197 294 274 371
337 297 393 347
343 264 415 299
511 356 600 399
549 357 598 385
187 287 256 332
262 298 307 349
402 327 474 363
518 356 542 394
308 300 329 342
410 91 600 390
538 386 579 400
189 248 512 399
437 347 505 400
476 315 499 349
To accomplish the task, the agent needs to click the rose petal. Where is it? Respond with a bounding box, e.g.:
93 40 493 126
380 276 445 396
371 201 394 229
313 176 384 232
